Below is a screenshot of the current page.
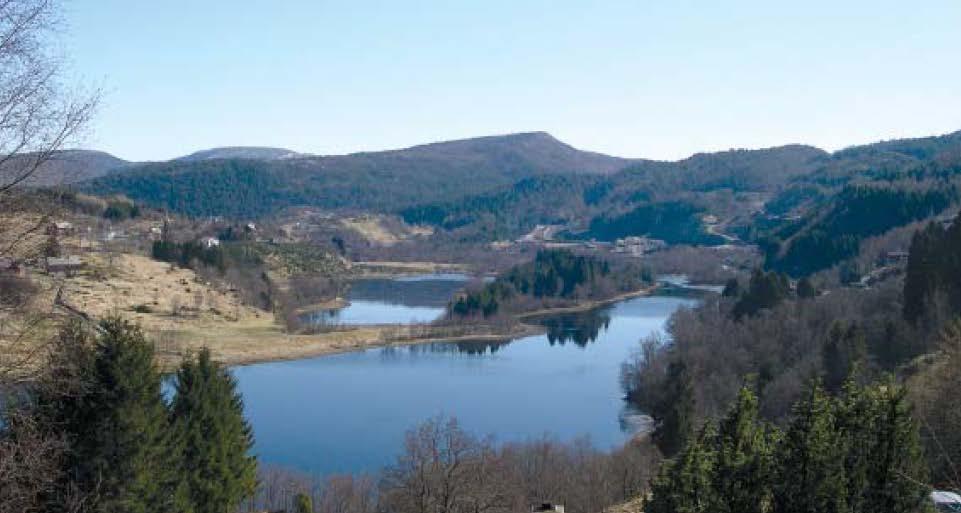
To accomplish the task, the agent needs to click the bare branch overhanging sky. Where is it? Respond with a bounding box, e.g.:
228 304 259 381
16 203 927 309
66 1 961 161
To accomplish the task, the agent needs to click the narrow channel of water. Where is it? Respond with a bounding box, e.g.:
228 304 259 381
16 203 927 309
235 275 703 475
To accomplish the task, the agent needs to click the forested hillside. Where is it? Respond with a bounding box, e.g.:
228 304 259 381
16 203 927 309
622 213 961 487
756 133 961 276
75 129 961 280
81 132 633 217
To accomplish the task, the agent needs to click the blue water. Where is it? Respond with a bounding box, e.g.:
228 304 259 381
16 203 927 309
302 273 469 326
235 275 700 475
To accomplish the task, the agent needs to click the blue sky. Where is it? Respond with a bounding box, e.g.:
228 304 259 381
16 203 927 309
65 1 961 161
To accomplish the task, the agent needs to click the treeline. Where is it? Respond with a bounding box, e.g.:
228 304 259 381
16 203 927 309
399 175 595 242
84 159 302 218
763 183 956 277
585 201 724 245
449 249 649 318
646 381 929 513
152 239 226 271
1 318 255 513
903 217 961 326
623 216 961 487
250 416 661 513
102 198 141 220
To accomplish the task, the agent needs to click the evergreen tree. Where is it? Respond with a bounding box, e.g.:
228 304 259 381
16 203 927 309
711 387 775 513
903 222 945 324
835 377 875 513
862 379 929 513
721 278 741 298
172 348 257 513
39 317 187 513
652 359 695 457
645 423 718 513
821 322 866 394
733 269 790 320
294 492 313 513
796 277 817 299
772 382 848 513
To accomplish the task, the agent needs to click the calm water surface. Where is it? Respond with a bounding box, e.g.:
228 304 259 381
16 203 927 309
301 273 468 325
236 275 701 475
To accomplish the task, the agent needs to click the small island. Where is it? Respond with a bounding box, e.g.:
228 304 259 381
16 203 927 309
444 248 654 326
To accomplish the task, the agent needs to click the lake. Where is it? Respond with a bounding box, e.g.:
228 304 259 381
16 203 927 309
299 273 469 326
235 275 702 475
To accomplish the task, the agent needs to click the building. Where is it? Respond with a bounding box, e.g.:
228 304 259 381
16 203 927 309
613 236 667 256
200 236 221 249
45 255 83 276
47 221 75 237
531 503 565 513
881 250 909 266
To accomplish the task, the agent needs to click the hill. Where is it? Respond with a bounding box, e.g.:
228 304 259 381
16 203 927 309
79 132 636 218
175 146 304 161
15 149 130 185
73 129 961 278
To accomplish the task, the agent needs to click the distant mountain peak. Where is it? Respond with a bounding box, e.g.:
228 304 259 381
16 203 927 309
175 146 305 162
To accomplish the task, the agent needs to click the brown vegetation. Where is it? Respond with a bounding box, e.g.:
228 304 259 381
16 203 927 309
248 416 661 513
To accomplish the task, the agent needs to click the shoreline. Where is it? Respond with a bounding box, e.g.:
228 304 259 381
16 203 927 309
158 321 546 370
291 297 349 315
349 261 471 278
514 283 659 319
182 284 657 368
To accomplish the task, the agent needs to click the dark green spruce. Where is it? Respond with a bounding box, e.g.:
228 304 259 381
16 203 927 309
171 348 257 513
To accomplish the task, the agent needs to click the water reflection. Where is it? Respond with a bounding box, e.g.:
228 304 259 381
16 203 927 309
235 277 706 475
301 274 468 326
402 339 514 356
539 309 612 347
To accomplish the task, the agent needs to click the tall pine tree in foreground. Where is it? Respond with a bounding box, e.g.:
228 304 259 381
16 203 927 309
863 379 928 513
772 382 848 513
172 348 257 513
711 387 775 513
646 423 717 513
39 317 187 513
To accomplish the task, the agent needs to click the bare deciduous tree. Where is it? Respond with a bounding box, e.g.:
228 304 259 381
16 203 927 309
0 2 99 511
0 0 99 381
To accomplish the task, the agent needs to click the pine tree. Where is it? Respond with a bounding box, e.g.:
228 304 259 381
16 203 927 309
862 379 928 513
652 359 695 457
772 382 848 513
294 492 313 513
796 277 816 299
821 322 866 394
645 423 718 513
40 317 187 513
721 278 741 297
172 348 257 513
711 387 775 513
903 221 947 324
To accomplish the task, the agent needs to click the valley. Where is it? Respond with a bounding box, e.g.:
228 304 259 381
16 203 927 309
6 129 961 513
3 3 960 512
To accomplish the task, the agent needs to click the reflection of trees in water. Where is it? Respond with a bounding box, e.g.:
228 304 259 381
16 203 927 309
377 339 514 358
539 308 612 347
348 278 467 308
408 339 514 356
